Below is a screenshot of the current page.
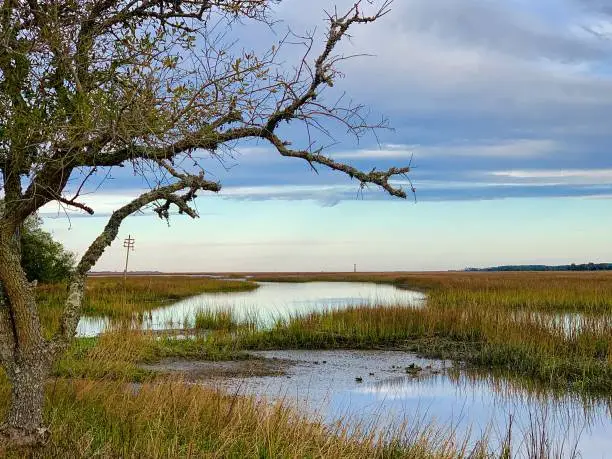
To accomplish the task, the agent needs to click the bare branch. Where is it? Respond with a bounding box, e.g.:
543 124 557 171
0 0 414 441
261 130 409 199
56 197 95 215
52 174 221 349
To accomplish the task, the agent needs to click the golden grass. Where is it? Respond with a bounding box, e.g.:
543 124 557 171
21 270 609 457
250 271 612 313
219 272 612 395
34 326 585 458
0 375 492 459
36 276 258 337
38 272 612 394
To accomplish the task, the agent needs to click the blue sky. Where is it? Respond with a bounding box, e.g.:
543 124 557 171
42 0 612 271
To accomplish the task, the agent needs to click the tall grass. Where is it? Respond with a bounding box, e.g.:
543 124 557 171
228 300 612 395
36 276 258 337
38 272 612 395
194 308 239 331
24 271 608 457
252 271 612 314
0 375 496 458
0 326 493 458
201 272 612 396
54 329 246 381
43 272 612 395
28 324 591 458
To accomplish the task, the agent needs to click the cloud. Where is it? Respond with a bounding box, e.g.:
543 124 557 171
340 19 612 117
214 178 612 204
220 184 360 201
491 168 612 184
575 0 612 16
397 0 607 62
30 1 612 210
39 192 141 217
333 139 561 160
269 0 610 141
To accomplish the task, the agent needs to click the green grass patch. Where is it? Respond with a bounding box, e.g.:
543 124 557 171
194 308 239 331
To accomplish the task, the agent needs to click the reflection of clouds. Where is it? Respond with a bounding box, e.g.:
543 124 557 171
350 366 611 433
354 375 462 400
447 370 610 429
509 310 612 336
203 348 611 457
76 282 425 336
343 370 610 455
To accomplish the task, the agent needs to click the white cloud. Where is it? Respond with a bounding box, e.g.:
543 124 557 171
333 139 561 160
272 0 612 130
220 183 361 206
39 191 146 217
491 168 612 184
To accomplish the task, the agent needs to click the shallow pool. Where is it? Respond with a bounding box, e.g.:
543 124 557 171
77 281 425 336
208 349 612 458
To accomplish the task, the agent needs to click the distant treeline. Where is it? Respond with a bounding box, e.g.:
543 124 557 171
465 263 612 272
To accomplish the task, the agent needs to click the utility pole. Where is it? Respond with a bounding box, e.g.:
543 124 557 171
123 235 135 280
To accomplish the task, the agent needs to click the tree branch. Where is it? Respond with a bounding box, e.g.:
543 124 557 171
261 130 409 198
51 175 221 350
56 197 95 216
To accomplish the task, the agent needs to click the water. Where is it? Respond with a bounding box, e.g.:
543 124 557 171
512 309 612 336
207 350 612 458
76 281 425 336
76 281 611 456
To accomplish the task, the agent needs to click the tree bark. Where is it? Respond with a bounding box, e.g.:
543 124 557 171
0 236 51 448
1 359 49 447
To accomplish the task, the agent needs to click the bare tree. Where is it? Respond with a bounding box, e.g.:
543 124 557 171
0 0 409 446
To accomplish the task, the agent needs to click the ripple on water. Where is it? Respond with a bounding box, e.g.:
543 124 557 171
205 350 612 459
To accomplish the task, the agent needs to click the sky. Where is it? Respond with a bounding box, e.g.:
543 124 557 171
42 0 612 272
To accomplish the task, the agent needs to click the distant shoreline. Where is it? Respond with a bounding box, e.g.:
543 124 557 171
465 263 612 272
88 266 612 277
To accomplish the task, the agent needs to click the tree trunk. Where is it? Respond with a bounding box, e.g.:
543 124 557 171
1 359 49 447
0 235 51 448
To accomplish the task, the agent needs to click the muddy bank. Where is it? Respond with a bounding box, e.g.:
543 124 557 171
201 350 451 407
140 356 294 380
143 350 449 395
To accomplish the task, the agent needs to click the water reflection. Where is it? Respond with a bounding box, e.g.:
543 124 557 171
77 282 425 336
510 309 612 336
451 369 612 417
207 350 612 458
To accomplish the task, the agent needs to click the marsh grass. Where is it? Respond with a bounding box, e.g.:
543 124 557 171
251 271 612 314
229 301 612 395
223 272 612 394
36 276 258 337
0 326 489 458
40 273 612 394
25 272 609 456
0 372 499 459
40 327 589 458
194 308 239 330
53 328 250 382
